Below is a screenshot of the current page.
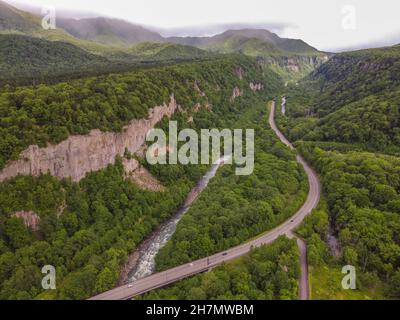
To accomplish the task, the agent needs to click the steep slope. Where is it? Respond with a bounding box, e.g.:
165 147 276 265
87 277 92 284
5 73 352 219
0 55 280 170
0 2 214 67
169 29 326 80
205 35 282 56
0 1 126 56
279 45 400 154
0 1 325 80
0 34 111 81
0 55 284 300
208 29 318 54
57 17 164 47
309 46 400 115
126 42 214 61
0 0 39 32
275 44 400 300
0 34 217 84
169 29 318 54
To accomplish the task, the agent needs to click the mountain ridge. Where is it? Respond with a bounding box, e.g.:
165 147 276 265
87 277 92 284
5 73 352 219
0 1 321 56
277 44 400 155
57 17 164 47
0 0 326 82
167 28 319 54
0 0 40 31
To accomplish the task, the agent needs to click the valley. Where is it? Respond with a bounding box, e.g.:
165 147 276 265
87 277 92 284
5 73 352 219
121 155 227 284
91 99 321 300
277 45 400 299
0 0 399 302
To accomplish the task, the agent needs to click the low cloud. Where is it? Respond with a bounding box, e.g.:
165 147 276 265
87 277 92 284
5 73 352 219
151 22 296 38
327 31 400 53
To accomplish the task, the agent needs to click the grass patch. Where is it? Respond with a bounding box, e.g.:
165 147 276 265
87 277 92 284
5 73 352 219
310 265 385 300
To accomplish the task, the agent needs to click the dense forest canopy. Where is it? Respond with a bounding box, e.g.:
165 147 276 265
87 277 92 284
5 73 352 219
0 55 281 170
2 0 399 301
0 34 110 81
155 102 308 271
278 45 400 155
308 46 400 116
0 54 287 299
141 237 300 300
0 34 219 85
0 158 201 299
276 44 400 299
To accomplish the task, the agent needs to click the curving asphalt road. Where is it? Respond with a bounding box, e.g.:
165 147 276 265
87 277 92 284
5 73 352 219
89 101 321 300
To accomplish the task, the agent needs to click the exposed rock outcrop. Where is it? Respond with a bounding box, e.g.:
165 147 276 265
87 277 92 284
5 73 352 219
234 66 245 79
14 211 40 231
194 81 206 97
194 102 212 112
230 86 244 102
123 158 165 192
256 54 329 79
286 59 300 72
249 82 264 92
123 158 140 174
0 96 179 183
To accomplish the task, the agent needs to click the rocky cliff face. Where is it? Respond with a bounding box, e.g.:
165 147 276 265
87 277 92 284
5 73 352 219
230 86 244 102
0 96 178 183
0 77 262 184
13 211 40 231
249 82 264 92
234 66 245 80
257 54 329 79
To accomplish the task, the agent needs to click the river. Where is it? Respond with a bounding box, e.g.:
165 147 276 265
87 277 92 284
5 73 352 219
281 96 287 115
120 155 230 284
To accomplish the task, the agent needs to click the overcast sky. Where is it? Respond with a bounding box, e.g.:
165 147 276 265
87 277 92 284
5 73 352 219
8 0 400 51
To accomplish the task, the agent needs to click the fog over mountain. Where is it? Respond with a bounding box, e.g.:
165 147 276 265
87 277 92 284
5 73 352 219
331 32 400 52
151 22 294 38
5 0 400 52
7 0 100 19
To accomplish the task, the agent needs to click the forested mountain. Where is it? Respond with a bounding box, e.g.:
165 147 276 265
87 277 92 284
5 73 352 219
0 0 38 32
279 45 400 155
168 29 318 54
0 34 216 84
0 34 112 81
57 17 164 47
168 29 327 80
6 0 399 302
120 42 213 62
0 1 124 56
308 46 400 116
0 0 325 82
0 55 276 170
0 53 285 299
1 0 318 57
1 1 319 57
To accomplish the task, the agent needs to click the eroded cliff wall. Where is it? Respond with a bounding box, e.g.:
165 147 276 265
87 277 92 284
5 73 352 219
0 96 178 182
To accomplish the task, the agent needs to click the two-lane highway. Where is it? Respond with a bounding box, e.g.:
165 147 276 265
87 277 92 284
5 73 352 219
90 101 321 300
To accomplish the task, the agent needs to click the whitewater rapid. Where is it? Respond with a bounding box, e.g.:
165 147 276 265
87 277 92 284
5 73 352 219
127 156 229 282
